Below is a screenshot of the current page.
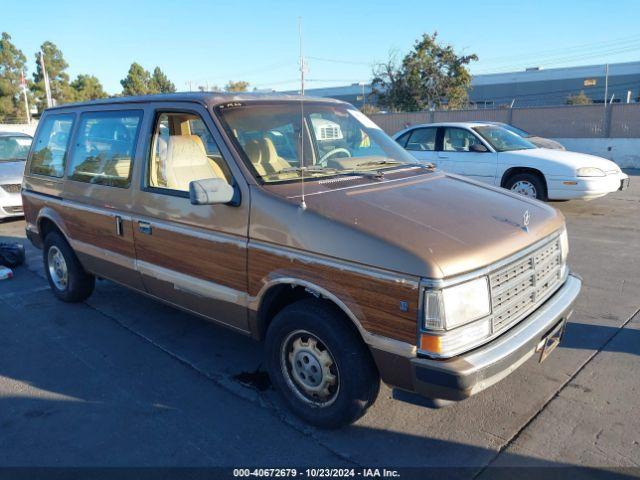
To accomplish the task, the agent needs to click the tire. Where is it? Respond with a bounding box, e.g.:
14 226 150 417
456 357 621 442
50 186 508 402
265 299 380 428
505 172 547 201
43 231 95 302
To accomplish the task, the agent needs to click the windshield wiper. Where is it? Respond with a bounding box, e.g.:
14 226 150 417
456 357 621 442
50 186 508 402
353 159 403 168
279 165 340 175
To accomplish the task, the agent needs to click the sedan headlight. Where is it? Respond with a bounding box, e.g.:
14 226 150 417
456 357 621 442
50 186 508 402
576 167 605 177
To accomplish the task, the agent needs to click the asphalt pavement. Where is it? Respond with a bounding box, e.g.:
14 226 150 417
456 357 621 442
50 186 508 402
0 171 638 475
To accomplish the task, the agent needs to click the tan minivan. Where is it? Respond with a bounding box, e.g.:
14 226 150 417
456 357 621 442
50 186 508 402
22 93 581 428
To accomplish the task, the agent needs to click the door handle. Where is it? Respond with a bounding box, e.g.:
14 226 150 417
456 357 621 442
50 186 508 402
138 221 152 235
115 215 123 236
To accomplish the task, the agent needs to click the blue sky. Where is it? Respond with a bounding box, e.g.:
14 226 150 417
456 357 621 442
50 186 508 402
4 0 640 94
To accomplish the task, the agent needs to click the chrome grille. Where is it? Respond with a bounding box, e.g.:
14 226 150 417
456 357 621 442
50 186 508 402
1 184 21 194
490 236 564 332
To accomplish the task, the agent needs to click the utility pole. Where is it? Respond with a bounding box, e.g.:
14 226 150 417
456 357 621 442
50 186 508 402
603 63 609 106
20 70 31 124
39 51 53 108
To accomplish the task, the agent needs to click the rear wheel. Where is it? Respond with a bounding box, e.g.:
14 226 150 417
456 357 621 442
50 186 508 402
505 173 547 201
43 231 95 302
265 299 380 428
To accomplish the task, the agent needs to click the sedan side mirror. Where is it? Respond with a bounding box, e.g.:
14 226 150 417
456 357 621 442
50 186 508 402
189 178 236 205
470 143 489 153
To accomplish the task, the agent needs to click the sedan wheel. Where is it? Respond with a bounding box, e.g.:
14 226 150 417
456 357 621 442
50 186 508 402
510 180 537 198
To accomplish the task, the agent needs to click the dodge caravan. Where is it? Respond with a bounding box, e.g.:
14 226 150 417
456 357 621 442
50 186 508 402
22 93 581 428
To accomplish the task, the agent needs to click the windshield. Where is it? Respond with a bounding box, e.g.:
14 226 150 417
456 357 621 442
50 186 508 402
473 126 537 152
500 124 532 138
0 135 32 162
216 102 419 182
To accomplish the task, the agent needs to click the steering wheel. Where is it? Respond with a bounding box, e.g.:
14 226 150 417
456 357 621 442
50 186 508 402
318 148 351 167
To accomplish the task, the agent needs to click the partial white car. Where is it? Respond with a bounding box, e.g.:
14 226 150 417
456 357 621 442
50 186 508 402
0 132 32 219
393 122 629 201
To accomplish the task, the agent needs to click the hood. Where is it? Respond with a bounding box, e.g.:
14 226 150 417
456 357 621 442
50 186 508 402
504 148 620 172
529 136 565 150
0 161 26 185
257 171 564 279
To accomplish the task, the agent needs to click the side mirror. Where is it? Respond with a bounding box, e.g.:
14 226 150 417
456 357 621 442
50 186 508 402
470 143 488 153
189 178 235 205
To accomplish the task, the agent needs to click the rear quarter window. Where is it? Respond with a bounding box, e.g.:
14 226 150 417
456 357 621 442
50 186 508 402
68 110 143 188
29 114 75 177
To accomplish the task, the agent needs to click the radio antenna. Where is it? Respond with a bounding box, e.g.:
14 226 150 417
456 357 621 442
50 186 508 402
298 17 307 210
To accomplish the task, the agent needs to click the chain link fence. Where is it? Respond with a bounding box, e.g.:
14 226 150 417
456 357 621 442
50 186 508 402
368 103 640 138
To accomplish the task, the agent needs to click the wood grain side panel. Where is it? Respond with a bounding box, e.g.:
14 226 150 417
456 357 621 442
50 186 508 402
134 226 247 292
60 205 135 257
248 247 419 344
22 193 44 231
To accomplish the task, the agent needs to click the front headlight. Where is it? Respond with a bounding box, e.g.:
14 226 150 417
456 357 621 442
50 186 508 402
576 167 605 177
423 276 491 330
559 227 569 264
421 276 492 357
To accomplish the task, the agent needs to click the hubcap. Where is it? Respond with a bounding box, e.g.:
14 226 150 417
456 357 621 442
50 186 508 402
511 180 537 198
281 330 339 406
47 246 68 291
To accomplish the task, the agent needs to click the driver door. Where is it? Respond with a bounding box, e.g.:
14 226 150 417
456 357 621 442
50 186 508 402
439 127 498 184
131 104 250 332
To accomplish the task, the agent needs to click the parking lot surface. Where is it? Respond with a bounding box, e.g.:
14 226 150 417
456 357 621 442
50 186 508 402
0 171 638 474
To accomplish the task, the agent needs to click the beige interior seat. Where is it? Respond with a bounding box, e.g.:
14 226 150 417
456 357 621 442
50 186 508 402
184 134 225 179
164 136 223 191
243 137 290 177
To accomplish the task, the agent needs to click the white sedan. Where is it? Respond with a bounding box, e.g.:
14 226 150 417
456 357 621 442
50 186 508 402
393 122 629 201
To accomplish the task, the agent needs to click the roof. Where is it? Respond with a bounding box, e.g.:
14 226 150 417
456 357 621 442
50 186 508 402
471 60 640 86
46 91 348 111
0 131 33 138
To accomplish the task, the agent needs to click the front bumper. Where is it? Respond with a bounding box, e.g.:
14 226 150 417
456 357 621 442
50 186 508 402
0 192 23 219
372 274 582 402
548 172 629 200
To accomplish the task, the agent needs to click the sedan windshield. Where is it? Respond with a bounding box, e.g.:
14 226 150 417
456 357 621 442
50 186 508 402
473 126 537 152
216 102 420 182
0 135 32 162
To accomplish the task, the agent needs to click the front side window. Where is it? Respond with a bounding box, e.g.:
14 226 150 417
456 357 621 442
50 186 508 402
0 135 32 163
68 110 142 188
30 114 74 177
406 128 436 151
216 102 418 183
473 126 537 152
443 128 484 152
148 112 230 193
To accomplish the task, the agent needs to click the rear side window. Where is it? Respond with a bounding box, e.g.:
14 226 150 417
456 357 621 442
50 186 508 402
69 110 142 188
406 128 436 151
395 131 411 148
30 114 74 177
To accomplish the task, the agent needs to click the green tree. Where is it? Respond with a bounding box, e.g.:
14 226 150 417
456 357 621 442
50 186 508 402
371 32 478 111
31 41 74 109
149 67 176 93
120 62 152 96
0 32 28 122
225 80 249 92
70 74 107 101
565 90 593 105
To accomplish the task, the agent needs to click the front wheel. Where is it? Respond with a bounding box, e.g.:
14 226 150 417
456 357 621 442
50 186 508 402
43 231 95 302
265 299 380 428
505 173 547 201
